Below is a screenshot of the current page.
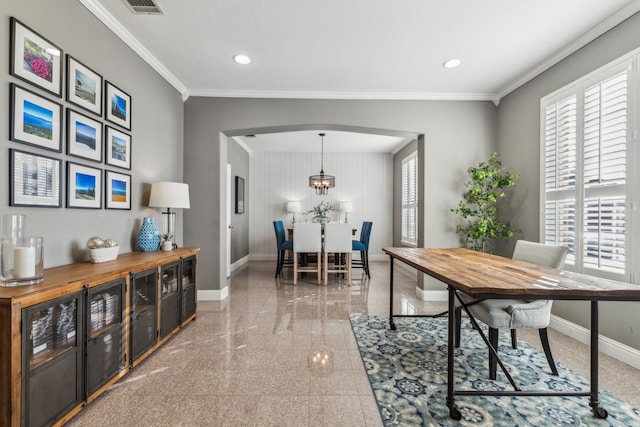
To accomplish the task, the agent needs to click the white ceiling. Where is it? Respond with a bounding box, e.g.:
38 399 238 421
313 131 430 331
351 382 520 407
81 0 640 152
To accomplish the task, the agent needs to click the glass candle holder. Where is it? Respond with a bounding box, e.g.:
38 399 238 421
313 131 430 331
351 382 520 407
1 214 26 240
0 236 44 286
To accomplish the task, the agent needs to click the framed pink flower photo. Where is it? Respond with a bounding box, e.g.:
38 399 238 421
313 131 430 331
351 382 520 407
10 17 63 97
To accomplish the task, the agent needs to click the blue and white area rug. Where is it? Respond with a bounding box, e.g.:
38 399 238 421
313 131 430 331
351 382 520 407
349 314 640 426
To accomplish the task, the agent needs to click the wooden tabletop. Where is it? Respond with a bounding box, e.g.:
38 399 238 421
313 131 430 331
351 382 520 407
383 247 640 301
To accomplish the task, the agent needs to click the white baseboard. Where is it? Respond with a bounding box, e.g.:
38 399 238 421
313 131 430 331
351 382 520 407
231 255 250 272
198 287 228 301
549 315 640 370
419 289 449 302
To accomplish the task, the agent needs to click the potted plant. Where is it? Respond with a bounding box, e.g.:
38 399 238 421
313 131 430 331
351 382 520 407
305 201 336 224
451 152 519 253
161 233 174 251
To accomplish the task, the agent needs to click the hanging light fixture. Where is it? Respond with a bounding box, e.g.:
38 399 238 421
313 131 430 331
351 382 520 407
309 133 335 195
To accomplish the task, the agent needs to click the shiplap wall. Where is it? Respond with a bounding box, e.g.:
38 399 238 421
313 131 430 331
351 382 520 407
250 151 393 259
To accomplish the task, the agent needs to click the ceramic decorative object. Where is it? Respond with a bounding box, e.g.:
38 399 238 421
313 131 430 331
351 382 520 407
137 217 160 252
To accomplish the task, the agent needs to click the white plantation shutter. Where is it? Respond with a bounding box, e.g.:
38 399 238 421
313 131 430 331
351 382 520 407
542 58 634 279
401 152 417 246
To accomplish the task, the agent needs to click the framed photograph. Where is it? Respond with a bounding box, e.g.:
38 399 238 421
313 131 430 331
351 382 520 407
105 81 131 130
10 83 62 152
67 162 102 209
67 109 103 163
9 149 62 207
235 176 245 214
10 17 63 97
66 55 102 116
105 126 131 169
105 170 131 210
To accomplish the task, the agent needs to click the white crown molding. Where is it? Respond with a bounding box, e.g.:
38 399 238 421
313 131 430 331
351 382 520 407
79 0 189 100
187 89 497 102
496 0 640 100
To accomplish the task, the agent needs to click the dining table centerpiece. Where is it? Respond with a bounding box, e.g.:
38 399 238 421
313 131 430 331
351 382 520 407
306 201 336 224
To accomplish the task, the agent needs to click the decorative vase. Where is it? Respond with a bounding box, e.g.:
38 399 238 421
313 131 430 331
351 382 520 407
137 217 160 252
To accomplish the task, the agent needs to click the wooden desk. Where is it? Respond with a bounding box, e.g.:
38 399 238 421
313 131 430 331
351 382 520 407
383 247 640 420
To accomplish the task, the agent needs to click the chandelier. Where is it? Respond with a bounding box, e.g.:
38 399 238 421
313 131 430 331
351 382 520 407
309 133 335 195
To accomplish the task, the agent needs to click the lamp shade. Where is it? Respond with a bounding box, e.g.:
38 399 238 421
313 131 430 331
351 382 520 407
287 201 302 213
339 201 354 213
149 182 191 209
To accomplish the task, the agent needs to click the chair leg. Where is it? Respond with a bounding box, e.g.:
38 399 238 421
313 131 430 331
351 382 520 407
365 250 371 278
510 329 518 349
323 251 328 285
275 250 282 277
489 327 499 380
539 328 559 376
454 306 462 348
316 252 321 285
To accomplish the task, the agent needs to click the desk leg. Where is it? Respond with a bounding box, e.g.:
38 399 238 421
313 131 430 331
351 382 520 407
389 255 396 330
590 301 608 419
447 286 461 420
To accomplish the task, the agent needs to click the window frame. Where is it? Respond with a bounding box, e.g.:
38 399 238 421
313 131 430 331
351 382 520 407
540 50 639 283
401 151 418 246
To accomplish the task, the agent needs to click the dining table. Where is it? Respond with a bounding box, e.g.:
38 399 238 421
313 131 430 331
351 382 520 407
383 246 640 420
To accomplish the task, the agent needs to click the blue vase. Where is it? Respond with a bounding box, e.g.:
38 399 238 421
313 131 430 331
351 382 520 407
137 217 160 252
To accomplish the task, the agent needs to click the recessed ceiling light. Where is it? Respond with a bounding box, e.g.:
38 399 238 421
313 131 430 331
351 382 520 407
233 54 252 65
443 58 462 69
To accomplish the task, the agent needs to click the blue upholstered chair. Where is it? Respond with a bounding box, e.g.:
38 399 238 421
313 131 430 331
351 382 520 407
273 220 293 277
454 240 569 380
352 221 372 278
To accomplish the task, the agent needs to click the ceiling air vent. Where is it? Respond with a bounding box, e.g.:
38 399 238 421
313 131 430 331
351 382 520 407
122 0 164 15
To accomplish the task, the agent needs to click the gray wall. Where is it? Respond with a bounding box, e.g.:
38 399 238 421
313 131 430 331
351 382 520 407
183 97 497 292
228 138 250 263
498 12 640 349
1 0 184 267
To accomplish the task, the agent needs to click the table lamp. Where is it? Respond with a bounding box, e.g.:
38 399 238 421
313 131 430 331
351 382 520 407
149 182 190 248
287 201 302 224
340 201 353 223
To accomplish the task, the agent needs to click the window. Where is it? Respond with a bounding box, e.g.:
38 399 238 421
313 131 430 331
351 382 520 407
541 53 638 281
401 152 418 246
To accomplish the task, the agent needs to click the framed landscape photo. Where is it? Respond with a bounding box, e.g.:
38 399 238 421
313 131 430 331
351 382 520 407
10 17 63 97
9 148 62 207
67 162 102 209
67 109 103 163
105 81 131 130
66 55 102 116
105 170 131 210
10 83 62 152
105 126 132 169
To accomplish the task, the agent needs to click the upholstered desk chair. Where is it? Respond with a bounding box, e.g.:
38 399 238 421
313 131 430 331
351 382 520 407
323 223 352 285
273 221 293 277
454 240 569 380
352 221 373 278
293 223 322 285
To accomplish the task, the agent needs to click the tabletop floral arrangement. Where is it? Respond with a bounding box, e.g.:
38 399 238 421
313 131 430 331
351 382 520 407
305 201 335 223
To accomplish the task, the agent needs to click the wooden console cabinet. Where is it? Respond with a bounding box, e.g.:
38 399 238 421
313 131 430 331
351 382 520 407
0 248 199 427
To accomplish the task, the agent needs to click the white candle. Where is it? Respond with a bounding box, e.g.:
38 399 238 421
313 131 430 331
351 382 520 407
14 246 35 278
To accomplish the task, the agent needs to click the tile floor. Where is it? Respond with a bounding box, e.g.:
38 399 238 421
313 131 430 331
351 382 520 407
67 260 640 426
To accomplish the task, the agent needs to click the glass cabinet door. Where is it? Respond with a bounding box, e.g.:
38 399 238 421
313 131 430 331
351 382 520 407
87 278 125 396
130 269 158 363
22 292 84 427
160 261 180 339
181 256 197 322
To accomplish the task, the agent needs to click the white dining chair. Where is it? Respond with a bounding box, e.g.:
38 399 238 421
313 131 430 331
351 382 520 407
322 223 352 285
454 240 569 380
292 223 322 285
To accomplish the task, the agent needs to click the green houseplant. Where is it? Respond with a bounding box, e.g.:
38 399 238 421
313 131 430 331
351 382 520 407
451 152 519 252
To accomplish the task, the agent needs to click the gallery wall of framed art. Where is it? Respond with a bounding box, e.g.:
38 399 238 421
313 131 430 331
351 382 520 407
7 16 134 211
